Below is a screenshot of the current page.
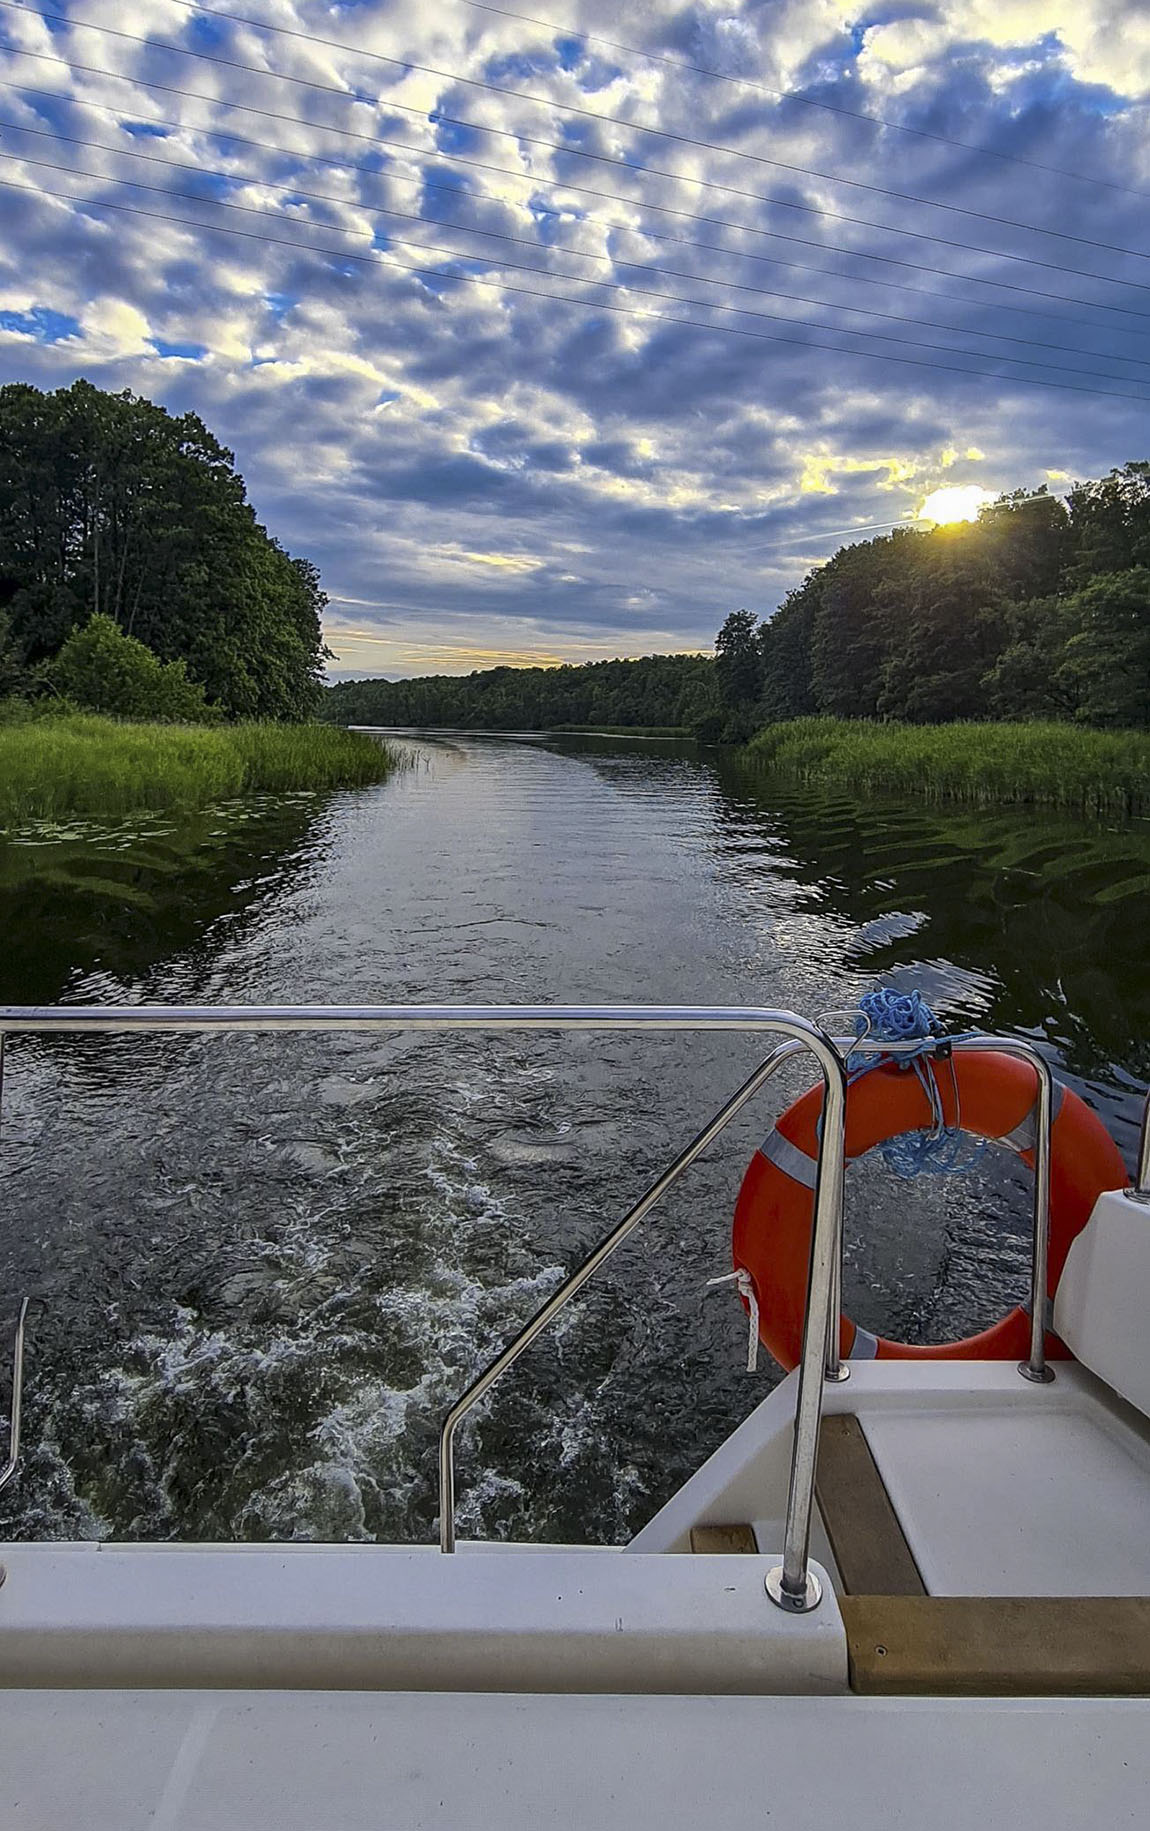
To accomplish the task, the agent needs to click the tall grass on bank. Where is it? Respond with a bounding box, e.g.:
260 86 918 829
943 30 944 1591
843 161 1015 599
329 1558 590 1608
0 715 394 823
747 718 1150 817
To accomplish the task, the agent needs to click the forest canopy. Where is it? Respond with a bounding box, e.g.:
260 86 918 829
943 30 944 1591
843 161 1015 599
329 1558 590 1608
0 379 327 721
719 464 1150 737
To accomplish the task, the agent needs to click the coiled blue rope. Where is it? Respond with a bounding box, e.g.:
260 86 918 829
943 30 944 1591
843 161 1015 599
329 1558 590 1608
846 988 983 1180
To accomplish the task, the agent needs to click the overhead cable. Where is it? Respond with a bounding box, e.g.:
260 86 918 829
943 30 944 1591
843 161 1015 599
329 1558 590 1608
4 4 1150 297
6 119 1149 381
4 171 1148 406
8 45 1150 327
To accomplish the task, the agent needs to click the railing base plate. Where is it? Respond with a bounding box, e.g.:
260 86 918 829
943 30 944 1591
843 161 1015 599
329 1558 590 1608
765 1565 823 1613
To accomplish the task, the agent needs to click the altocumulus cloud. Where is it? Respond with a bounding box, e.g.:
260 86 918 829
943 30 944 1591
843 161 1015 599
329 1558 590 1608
0 0 1147 675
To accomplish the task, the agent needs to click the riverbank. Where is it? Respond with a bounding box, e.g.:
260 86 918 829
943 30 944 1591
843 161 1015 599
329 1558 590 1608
746 718 1150 816
552 724 690 738
0 715 394 823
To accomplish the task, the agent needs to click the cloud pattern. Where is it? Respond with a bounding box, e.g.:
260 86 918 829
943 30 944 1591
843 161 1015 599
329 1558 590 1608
0 0 1148 675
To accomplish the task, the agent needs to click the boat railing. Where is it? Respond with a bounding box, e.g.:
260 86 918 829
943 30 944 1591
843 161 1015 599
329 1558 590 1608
0 1004 1143 1612
1136 1091 1150 1206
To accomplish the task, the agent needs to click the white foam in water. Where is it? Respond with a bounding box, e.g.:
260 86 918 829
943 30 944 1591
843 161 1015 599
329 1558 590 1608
89 1103 567 1543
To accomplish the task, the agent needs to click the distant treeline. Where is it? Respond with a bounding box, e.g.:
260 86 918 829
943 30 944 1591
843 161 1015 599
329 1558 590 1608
719 463 1150 737
323 652 714 731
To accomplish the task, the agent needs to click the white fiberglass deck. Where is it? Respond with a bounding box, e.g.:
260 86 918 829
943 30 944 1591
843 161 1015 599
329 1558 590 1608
3 1688 1149 1831
635 1358 1150 1603
863 1399 1150 1596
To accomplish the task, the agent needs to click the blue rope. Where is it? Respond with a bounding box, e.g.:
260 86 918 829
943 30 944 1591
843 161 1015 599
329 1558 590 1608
845 988 984 1180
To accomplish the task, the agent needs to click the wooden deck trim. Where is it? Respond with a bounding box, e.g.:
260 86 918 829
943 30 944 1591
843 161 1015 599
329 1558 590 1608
843 1595 1150 1696
689 1524 758 1554
815 1414 925 1597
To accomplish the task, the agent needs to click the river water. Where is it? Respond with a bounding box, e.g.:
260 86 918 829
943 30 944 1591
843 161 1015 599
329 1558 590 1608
0 733 1147 1544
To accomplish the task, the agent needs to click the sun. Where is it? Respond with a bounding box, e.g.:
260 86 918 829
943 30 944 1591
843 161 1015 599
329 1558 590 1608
917 484 995 525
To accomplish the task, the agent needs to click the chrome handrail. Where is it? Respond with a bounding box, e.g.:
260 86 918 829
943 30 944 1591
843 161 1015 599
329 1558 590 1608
0 1297 29 1497
1135 1088 1150 1203
437 1031 845 1567
0 1004 858 1036
0 1002 847 1605
0 1005 1086 1610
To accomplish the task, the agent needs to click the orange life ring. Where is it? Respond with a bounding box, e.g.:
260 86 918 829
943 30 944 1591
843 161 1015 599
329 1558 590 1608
732 1051 1127 1368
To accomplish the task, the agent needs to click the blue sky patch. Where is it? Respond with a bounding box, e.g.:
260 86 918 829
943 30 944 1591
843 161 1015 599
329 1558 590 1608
0 306 81 343
431 116 484 156
186 18 229 51
150 338 208 360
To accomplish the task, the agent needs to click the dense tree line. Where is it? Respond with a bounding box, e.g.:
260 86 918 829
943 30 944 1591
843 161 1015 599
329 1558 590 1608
0 380 327 720
718 464 1150 736
323 652 716 731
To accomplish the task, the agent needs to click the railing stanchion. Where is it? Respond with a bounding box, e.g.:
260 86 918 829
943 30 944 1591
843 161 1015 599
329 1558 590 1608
766 1040 848 1612
824 1203 849 1384
438 1035 810 1553
1015 1051 1056 1384
1131 1090 1150 1205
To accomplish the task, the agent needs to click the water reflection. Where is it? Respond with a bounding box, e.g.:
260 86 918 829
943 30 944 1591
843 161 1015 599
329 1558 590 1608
0 796 327 1006
712 753 1150 1094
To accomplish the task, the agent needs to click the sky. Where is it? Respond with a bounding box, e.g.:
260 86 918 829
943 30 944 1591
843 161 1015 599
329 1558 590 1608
0 2 1148 678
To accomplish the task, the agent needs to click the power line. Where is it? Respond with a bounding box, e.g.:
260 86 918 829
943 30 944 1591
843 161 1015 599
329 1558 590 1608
125 1 1150 260
4 170 1148 406
763 517 919 549
9 45 1150 330
8 119 1149 381
21 145 1150 388
5 5 1150 299
11 78 1146 351
451 0 1150 204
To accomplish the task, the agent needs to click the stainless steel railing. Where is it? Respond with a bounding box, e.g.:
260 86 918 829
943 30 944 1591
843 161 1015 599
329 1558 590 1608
0 1003 1129 1610
1134 1093 1150 1206
0 1298 29 1497
436 1025 848 1610
0 1002 846 1606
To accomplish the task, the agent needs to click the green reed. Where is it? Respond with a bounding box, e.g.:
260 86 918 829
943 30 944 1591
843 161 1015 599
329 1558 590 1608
0 714 395 823
746 718 1150 816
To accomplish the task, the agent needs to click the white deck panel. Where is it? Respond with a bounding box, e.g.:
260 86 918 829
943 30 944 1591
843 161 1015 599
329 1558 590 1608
2 1689 1149 1830
863 1400 1150 1596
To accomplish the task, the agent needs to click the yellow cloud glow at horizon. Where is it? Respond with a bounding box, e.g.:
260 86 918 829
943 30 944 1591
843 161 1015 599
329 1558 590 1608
323 621 711 677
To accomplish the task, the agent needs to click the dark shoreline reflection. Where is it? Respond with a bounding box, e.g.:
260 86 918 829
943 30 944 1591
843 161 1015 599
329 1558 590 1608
0 794 327 1005
554 731 1150 1095
713 752 1150 1090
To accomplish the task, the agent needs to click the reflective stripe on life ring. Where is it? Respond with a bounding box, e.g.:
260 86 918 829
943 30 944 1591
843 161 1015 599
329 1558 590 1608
731 1051 1126 1370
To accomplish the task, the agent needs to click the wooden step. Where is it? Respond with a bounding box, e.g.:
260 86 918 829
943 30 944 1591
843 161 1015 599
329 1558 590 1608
689 1524 758 1554
815 1414 925 1596
842 1594 1150 1696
